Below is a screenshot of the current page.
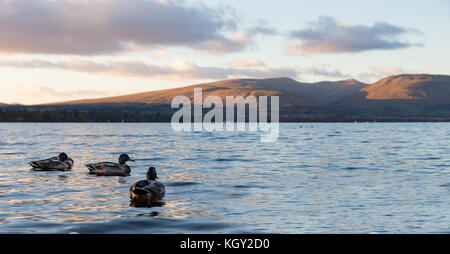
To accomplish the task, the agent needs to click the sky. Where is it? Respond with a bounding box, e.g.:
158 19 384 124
0 0 449 105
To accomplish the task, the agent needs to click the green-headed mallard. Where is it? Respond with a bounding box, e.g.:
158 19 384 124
85 154 134 176
29 153 73 171
130 167 165 204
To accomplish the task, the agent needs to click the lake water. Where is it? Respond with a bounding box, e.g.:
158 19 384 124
0 123 449 233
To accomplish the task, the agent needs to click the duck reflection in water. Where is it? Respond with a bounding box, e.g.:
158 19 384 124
130 200 165 208
135 211 161 217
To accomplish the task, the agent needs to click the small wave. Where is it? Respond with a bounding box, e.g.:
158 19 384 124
133 157 165 161
233 184 263 189
0 152 26 155
215 158 255 162
226 193 247 198
35 133 54 137
59 217 231 234
4 142 29 146
418 157 441 160
165 182 200 187
215 158 232 162
432 164 449 168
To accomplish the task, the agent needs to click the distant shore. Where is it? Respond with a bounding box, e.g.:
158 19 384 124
1 108 450 123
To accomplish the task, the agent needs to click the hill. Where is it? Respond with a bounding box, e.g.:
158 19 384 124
45 78 322 108
336 74 450 117
42 77 368 109
2 74 450 122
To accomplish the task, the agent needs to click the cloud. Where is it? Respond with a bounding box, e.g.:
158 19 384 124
358 66 405 82
369 66 405 76
150 48 168 59
0 58 299 80
0 0 247 55
33 86 117 98
245 18 279 37
287 16 422 54
6 84 117 100
247 26 279 36
228 58 265 68
301 66 350 79
193 32 250 54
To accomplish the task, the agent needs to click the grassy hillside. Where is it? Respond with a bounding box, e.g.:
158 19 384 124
1 74 450 122
336 74 450 117
44 78 323 108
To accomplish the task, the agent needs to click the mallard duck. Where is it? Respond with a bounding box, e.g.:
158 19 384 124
29 153 73 171
130 167 165 204
85 154 134 176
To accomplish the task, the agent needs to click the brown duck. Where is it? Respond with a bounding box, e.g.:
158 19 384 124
130 167 165 204
29 153 73 171
85 154 134 176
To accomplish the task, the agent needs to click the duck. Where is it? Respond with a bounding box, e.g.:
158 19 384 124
85 154 134 176
29 152 74 171
130 167 165 204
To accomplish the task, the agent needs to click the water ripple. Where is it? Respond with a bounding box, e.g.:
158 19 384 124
0 122 449 233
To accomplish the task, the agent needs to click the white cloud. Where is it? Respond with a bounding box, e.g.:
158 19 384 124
358 66 405 82
370 66 405 76
0 0 247 55
228 58 265 68
5 84 118 101
170 59 195 71
150 48 168 59
287 16 422 54
301 66 351 79
0 58 299 80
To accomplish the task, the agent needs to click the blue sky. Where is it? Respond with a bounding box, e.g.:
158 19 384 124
0 0 449 104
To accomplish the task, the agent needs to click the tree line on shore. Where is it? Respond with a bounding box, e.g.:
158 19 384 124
1 108 449 122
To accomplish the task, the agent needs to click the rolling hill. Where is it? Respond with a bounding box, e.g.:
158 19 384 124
42 77 369 109
2 74 449 122
363 74 450 102
336 74 450 117
46 77 324 108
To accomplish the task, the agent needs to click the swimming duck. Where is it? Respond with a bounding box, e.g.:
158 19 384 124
130 167 165 204
85 154 134 176
29 152 73 171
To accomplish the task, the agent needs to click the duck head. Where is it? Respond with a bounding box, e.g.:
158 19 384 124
146 167 158 180
118 154 134 165
57 153 68 162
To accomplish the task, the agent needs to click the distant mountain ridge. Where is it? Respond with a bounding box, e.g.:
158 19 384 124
46 77 322 107
40 74 450 117
2 74 450 122
43 77 369 107
336 74 450 117
363 74 450 102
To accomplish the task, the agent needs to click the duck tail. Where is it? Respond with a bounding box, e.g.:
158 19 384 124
85 164 96 173
29 161 39 168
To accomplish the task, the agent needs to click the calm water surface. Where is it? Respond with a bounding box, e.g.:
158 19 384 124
0 123 449 233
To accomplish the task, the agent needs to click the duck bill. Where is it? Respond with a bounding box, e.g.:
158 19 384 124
129 158 136 162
